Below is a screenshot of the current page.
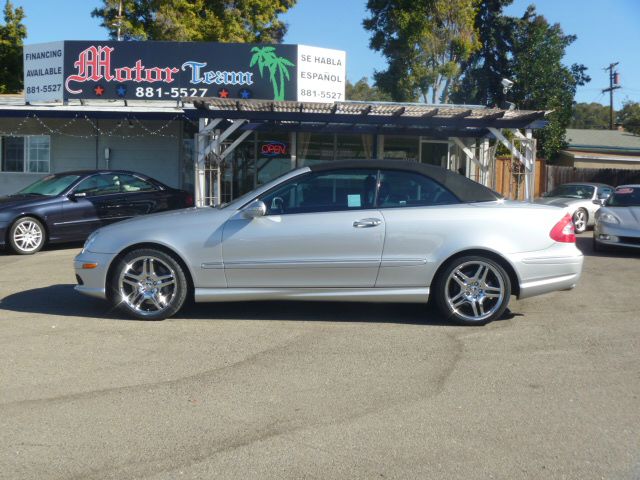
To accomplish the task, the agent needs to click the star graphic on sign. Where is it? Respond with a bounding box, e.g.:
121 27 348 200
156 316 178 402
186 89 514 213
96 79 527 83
218 88 230 98
116 85 127 97
94 85 105 96
239 88 252 99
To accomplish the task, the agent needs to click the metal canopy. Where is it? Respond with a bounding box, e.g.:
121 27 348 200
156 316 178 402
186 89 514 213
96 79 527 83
187 98 548 135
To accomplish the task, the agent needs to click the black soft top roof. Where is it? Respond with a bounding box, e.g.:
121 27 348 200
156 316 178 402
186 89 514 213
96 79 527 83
310 160 501 203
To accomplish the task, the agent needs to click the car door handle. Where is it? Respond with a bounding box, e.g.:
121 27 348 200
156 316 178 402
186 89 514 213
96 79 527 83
353 218 382 228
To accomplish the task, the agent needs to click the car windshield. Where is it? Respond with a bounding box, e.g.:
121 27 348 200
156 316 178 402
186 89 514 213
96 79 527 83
546 185 595 199
16 174 81 196
607 187 640 207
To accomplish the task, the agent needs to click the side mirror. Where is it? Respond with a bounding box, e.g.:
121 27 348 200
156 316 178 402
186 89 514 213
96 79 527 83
68 192 87 201
593 199 605 206
243 200 267 219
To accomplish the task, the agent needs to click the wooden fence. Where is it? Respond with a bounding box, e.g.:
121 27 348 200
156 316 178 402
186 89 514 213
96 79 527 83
545 166 640 190
493 156 546 200
493 160 640 199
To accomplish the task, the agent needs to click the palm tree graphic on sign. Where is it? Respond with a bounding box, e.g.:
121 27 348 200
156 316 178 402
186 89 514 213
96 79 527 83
250 46 295 101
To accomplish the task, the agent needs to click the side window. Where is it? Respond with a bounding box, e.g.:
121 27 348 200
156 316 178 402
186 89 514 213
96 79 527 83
118 174 158 193
376 170 459 208
261 169 378 215
599 187 613 199
74 175 121 197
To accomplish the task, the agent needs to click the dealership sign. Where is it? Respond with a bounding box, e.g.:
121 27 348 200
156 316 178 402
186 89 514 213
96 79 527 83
24 41 346 104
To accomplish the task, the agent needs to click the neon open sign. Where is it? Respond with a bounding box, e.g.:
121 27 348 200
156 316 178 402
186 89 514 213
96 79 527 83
261 141 288 157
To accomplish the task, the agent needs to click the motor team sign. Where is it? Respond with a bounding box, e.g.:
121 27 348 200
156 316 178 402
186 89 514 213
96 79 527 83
23 41 346 104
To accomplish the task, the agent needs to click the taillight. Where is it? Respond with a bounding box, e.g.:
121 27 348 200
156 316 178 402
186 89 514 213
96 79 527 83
185 193 194 207
549 213 576 243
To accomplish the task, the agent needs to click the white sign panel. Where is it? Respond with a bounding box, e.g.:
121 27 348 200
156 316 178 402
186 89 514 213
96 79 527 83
24 42 64 103
297 45 346 103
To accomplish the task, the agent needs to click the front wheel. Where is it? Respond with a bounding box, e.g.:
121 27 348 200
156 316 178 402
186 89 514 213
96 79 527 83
9 216 46 254
110 248 188 320
572 208 588 234
434 256 512 326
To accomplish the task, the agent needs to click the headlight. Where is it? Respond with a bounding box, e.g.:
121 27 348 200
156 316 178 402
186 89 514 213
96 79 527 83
597 212 620 224
82 230 100 253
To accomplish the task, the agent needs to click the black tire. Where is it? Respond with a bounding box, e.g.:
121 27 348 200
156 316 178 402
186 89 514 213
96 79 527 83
434 255 512 326
572 208 588 234
110 248 188 320
8 216 46 255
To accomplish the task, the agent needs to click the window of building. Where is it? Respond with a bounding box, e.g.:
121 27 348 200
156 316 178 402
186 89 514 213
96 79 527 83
382 135 419 162
1 136 51 173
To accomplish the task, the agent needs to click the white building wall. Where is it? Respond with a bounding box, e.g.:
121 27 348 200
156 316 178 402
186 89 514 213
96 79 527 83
0 117 183 195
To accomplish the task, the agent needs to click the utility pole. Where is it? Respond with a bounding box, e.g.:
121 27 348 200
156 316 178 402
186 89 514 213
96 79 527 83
602 62 621 130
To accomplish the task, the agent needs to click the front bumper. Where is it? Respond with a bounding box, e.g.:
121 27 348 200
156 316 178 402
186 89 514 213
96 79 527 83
74 251 118 300
594 221 640 249
510 244 584 299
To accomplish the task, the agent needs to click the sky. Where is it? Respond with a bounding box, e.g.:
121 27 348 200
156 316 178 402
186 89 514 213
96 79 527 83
12 0 640 108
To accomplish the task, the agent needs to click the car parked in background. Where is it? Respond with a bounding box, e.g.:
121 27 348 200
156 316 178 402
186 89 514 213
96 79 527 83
75 160 583 326
594 184 640 251
0 170 193 254
535 182 613 233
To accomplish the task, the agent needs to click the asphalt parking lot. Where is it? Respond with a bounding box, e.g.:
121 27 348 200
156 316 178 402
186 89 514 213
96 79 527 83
0 234 639 480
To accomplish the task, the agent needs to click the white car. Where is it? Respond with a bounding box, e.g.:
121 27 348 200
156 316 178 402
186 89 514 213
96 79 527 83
535 182 614 233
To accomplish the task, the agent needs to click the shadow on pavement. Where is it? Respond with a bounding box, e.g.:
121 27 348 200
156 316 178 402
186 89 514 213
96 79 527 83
0 284 516 327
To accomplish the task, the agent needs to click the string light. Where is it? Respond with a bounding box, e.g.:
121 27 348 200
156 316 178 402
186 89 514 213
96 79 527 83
0 112 194 139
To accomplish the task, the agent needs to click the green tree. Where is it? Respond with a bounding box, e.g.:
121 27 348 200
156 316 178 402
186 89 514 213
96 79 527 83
509 7 590 160
450 0 514 107
570 102 610 129
92 0 296 42
618 100 640 135
364 0 480 103
0 0 27 94
345 77 391 101
249 46 294 101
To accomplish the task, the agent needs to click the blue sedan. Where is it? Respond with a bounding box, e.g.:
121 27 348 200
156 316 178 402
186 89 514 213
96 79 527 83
0 170 193 254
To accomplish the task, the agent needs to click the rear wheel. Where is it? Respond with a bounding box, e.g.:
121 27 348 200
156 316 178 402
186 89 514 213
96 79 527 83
434 256 512 326
9 217 46 254
110 248 188 320
572 208 588 234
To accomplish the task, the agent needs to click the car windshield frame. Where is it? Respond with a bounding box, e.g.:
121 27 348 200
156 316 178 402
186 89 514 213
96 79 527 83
606 187 640 207
546 184 595 200
16 174 81 196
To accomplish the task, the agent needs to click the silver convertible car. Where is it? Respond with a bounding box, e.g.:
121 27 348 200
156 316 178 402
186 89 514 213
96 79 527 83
594 184 640 251
75 160 584 325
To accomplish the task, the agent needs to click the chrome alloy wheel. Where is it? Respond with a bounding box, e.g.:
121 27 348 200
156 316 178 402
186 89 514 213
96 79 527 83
444 261 505 323
118 256 178 317
572 209 587 233
12 219 44 253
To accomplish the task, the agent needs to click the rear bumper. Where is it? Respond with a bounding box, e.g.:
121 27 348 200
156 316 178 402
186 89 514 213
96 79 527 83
511 246 584 300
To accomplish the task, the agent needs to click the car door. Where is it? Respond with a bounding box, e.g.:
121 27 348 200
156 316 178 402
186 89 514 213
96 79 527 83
221 169 385 288
374 169 462 287
115 173 168 218
60 174 125 238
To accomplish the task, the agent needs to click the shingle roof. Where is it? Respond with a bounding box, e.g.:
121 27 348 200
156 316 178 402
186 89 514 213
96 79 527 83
565 129 640 152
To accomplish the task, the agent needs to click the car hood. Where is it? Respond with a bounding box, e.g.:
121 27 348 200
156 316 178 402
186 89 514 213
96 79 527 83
602 206 640 228
0 194 53 210
534 197 579 207
87 206 236 253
